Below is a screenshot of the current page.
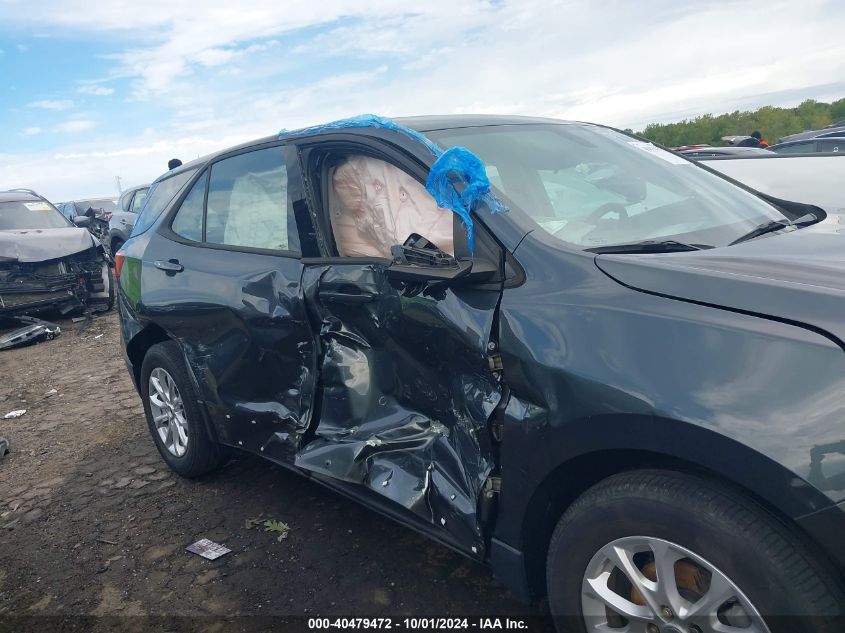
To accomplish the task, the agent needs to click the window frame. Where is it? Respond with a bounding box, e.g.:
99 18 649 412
818 139 845 153
129 188 149 214
158 140 303 258
169 169 209 243
131 168 199 237
295 137 469 263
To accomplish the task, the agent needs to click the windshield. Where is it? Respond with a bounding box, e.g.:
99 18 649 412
426 124 791 250
0 200 72 230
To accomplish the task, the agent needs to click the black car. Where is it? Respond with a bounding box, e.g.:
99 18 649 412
769 137 845 154
777 124 845 144
1 189 113 316
117 115 845 632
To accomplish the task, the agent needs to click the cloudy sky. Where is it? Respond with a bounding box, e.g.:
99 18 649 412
2 0 844 200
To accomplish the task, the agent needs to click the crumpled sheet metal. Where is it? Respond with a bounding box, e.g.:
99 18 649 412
296 264 501 550
0 316 61 351
280 114 508 252
180 267 315 454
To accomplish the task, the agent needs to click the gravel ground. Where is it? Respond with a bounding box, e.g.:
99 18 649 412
0 311 549 632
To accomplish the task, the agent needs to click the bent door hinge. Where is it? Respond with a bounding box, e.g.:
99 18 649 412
479 476 502 527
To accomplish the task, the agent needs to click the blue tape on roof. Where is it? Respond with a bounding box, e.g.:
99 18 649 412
279 114 442 155
280 114 508 252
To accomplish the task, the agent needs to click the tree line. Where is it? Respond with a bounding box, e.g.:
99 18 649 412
636 98 845 147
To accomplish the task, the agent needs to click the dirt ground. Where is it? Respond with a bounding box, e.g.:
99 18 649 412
0 311 549 632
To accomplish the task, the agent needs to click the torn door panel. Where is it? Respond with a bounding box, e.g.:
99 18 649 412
297 262 501 551
158 263 315 457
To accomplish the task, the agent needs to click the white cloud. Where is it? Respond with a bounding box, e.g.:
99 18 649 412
29 99 74 111
57 119 95 133
21 127 42 136
77 85 114 96
2 0 844 198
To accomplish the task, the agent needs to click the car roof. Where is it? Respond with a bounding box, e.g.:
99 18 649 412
779 126 845 143
170 114 576 177
0 190 42 203
681 146 771 156
395 114 572 131
770 136 845 149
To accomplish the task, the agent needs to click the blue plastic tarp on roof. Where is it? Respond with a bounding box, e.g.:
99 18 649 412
280 114 507 252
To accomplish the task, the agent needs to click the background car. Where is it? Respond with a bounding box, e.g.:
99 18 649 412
56 197 119 245
57 197 119 222
769 137 845 154
117 115 845 632
677 146 773 159
777 122 845 144
699 152 845 211
110 184 149 254
0 189 113 316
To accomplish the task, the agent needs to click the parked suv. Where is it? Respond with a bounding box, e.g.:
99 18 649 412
109 184 149 254
117 115 845 632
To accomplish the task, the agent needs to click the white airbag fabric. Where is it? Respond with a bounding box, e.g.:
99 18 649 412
330 156 453 258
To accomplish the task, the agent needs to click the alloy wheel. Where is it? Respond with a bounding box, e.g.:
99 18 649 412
148 367 189 457
581 536 770 633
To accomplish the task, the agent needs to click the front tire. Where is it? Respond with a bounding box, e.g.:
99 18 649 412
140 341 229 478
546 470 845 633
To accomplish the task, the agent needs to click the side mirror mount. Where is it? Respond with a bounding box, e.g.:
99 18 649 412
72 216 91 228
386 234 496 285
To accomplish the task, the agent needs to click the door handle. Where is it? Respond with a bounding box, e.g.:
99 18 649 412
318 290 375 305
153 259 184 273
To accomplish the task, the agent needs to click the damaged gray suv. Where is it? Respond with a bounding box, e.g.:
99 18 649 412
1 189 113 317
118 115 845 632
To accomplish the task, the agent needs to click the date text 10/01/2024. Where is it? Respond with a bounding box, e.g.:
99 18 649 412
307 618 530 630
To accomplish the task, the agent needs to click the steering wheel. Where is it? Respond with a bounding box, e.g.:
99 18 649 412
586 202 629 226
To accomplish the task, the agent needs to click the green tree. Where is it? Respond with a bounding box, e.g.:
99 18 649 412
637 98 845 147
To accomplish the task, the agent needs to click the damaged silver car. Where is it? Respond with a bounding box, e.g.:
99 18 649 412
0 189 114 317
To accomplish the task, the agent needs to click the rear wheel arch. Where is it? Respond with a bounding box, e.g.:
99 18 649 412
127 324 224 448
516 448 834 601
126 323 172 387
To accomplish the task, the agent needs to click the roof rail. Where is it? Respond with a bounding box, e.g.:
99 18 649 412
3 188 39 196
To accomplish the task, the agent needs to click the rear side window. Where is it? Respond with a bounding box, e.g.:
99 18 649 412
205 147 293 251
819 140 844 153
171 174 206 242
773 141 815 154
130 169 197 237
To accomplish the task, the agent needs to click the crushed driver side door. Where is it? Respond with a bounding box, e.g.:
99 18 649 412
293 140 506 556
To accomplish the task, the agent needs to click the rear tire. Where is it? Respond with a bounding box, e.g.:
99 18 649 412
546 470 845 633
140 341 229 478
